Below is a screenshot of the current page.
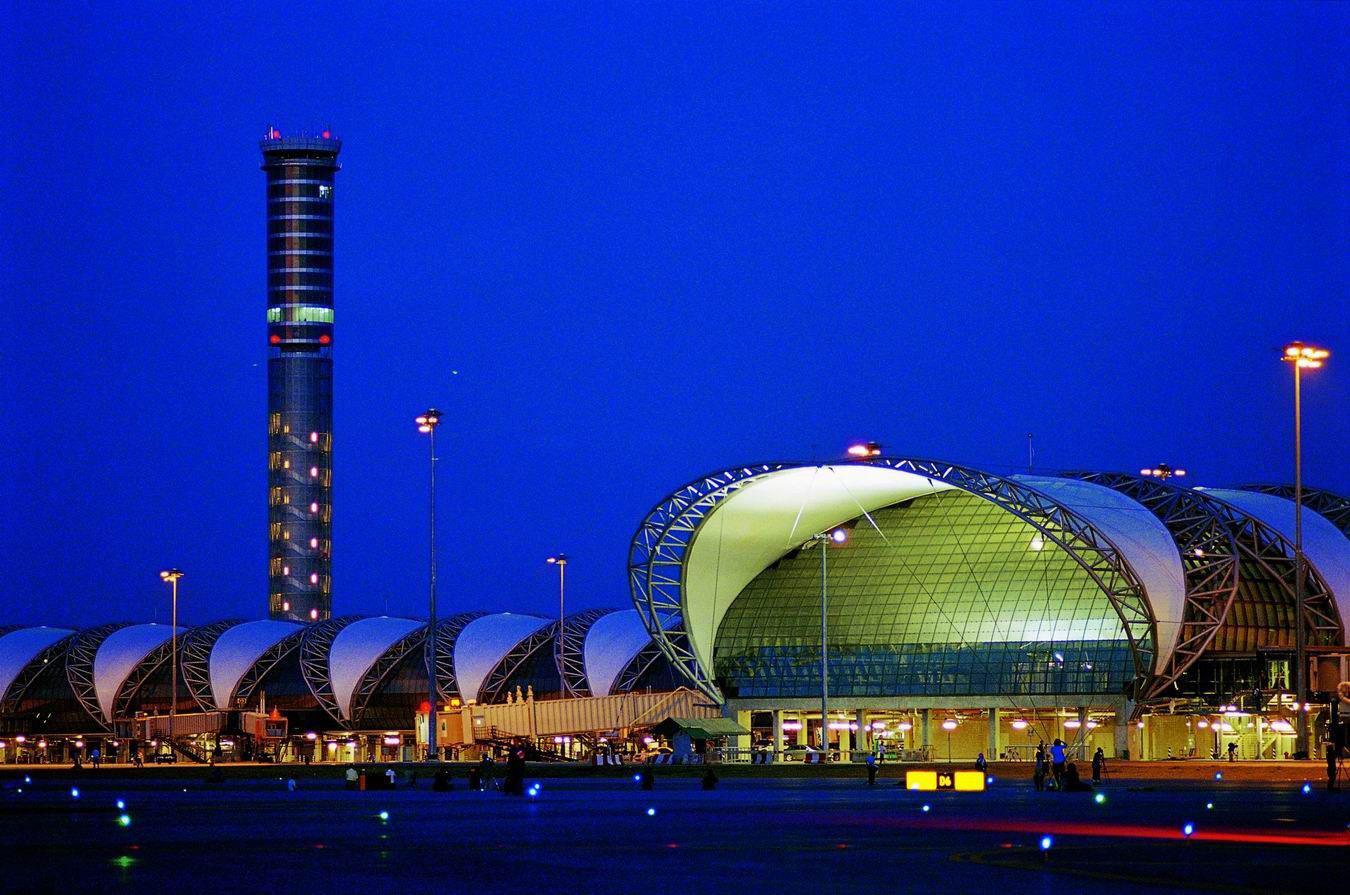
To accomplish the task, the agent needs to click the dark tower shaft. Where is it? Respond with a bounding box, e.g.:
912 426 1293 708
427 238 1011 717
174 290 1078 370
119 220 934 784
261 130 340 622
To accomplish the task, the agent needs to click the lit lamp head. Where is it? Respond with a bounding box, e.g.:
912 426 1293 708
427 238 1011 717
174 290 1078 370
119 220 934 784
415 409 443 434
941 719 958 731
830 528 848 544
1282 341 1330 370
846 441 883 459
546 554 569 566
159 569 184 584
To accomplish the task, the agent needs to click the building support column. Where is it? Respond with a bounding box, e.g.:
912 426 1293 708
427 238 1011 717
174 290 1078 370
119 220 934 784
1113 709 1129 760
988 707 1001 760
795 716 807 747
855 710 869 756
1076 706 1089 760
735 710 752 759
921 709 931 757
772 710 785 755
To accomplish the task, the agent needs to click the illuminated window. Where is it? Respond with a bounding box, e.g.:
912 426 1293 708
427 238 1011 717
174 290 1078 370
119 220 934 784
283 601 290 612
310 573 319 584
283 460 290 469
282 530 290 540
310 432 319 443
310 537 319 548
310 502 318 513
310 467 319 477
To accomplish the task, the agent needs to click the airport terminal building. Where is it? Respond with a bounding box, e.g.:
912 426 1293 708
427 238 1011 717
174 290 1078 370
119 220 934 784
1 460 1346 765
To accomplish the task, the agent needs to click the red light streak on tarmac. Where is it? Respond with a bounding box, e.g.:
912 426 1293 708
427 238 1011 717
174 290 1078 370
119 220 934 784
870 815 1348 848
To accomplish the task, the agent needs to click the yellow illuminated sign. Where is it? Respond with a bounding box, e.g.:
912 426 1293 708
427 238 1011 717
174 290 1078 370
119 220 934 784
905 769 985 792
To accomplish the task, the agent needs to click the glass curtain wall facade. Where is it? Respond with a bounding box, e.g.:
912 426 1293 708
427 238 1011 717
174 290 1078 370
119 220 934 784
714 491 1137 699
261 131 340 622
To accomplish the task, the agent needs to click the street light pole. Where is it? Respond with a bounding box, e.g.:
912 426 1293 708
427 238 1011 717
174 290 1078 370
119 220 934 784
811 528 848 752
1281 342 1329 758
159 569 184 750
547 555 569 696
416 409 442 761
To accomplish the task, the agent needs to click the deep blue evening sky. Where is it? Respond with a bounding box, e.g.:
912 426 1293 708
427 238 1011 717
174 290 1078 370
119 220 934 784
1 4 1345 629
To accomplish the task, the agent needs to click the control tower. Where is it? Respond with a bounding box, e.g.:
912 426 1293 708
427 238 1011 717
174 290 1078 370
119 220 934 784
261 128 340 622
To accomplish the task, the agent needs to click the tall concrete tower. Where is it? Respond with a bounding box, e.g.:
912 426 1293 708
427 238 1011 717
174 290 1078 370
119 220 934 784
261 128 340 622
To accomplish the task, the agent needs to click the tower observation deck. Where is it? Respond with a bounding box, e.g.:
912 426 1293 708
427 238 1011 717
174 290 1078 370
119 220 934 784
261 128 340 622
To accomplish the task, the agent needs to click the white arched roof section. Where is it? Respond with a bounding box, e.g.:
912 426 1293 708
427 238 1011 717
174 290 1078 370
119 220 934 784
684 464 957 680
1202 488 1350 639
584 609 659 697
0 627 74 701
209 620 302 709
328 617 423 721
93 624 179 722
1014 475 1186 674
453 613 551 703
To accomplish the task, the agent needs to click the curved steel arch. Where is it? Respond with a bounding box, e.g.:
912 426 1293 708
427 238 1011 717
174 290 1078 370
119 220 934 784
179 620 244 712
1192 491 1342 646
1063 472 1240 699
347 625 428 728
629 458 1159 702
0 631 78 716
428 611 489 704
556 608 614 698
299 616 361 727
64 624 126 731
612 631 685 695
479 621 560 704
1233 484 1350 538
231 625 307 708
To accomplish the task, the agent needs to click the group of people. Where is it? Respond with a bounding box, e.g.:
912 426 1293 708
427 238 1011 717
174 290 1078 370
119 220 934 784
1032 740 1105 792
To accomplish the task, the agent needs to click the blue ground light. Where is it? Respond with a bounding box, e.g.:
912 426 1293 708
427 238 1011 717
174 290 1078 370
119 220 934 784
1094 793 1106 804
1182 823 1195 838
646 807 656 816
1040 835 1054 851
70 787 79 799
117 814 131 828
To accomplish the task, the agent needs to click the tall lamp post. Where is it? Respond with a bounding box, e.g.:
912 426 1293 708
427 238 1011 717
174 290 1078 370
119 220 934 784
1282 342 1330 758
159 569 184 749
547 555 569 696
810 528 848 752
416 408 442 761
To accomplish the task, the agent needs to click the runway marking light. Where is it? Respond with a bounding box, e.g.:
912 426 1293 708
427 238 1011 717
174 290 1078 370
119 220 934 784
1301 783 1311 795
1094 793 1105 804
1206 802 1213 810
117 814 131 828
1182 823 1195 839
70 788 80 799
1214 773 1223 781
1039 835 1053 851
646 808 656 817
921 804 930 813
378 811 389 821
116 799 125 810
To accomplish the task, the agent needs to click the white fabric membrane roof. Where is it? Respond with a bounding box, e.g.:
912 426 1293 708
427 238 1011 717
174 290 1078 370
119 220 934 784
328 617 423 720
209 620 303 710
0 627 74 702
683 464 1185 681
583 609 659 698
93 624 180 721
453 613 551 703
1202 488 1350 642
1014 475 1186 672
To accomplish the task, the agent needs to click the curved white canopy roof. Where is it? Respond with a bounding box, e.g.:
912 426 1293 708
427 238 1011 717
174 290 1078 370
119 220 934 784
453 613 551 702
93 624 180 721
584 609 658 697
0 627 74 702
209 620 303 709
328 617 423 720
1015 475 1187 673
684 464 960 679
1202 488 1350 640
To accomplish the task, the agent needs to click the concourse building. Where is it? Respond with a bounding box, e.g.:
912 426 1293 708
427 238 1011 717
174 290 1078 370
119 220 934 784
0 458 1345 765
630 459 1350 762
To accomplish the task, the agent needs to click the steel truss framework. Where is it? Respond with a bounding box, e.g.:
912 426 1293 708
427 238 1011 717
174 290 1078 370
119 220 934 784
232 626 308 708
347 625 428 728
629 458 1159 703
299 616 360 727
428 612 489 704
113 623 209 722
63 623 125 731
1233 484 1350 538
556 608 613 698
0 631 77 716
612 631 687 695
479 620 560 704
1193 491 1342 646
180 620 244 712
1063 473 1241 700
